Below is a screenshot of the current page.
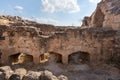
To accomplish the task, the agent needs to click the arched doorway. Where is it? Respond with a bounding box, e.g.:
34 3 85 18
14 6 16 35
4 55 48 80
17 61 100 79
39 52 62 64
68 51 90 64
40 53 49 63
8 53 33 65
49 52 62 63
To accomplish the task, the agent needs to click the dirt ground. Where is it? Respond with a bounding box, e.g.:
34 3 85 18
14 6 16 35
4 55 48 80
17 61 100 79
9 62 120 80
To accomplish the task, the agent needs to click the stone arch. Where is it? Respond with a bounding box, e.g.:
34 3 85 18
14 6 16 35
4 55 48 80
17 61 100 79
1 48 40 64
49 52 62 63
0 48 18 64
39 53 49 63
8 52 33 65
39 52 62 64
68 51 90 64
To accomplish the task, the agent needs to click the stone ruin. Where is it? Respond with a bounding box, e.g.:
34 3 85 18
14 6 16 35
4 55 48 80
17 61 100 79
0 0 120 80
0 66 68 80
0 0 119 68
0 25 119 67
81 0 120 30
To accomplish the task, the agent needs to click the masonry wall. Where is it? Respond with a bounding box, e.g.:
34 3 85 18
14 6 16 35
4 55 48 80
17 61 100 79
0 26 41 64
81 0 120 30
47 28 120 64
0 25 120 65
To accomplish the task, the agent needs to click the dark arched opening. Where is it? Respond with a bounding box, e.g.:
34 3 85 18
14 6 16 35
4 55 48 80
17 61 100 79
49 52 62 63
40 53 49 63
9 53 33 65
68 51 90 64
39 52 62 64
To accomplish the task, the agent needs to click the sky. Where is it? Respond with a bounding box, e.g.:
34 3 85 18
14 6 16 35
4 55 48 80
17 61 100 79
0 0 101 26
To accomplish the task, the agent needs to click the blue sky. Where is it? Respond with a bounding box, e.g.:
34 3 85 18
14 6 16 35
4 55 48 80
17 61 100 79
0 0 101 26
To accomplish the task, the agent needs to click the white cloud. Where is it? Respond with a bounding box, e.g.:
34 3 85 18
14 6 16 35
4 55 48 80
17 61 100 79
14 6 23 11
89 0 101 4
35 18 60 25
41 0 80 13
24 17 61 26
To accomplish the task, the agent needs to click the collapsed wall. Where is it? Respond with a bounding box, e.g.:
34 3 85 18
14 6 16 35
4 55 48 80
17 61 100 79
0 0 119 69
0 24 119 68
81 0 120 30
0 25 41 64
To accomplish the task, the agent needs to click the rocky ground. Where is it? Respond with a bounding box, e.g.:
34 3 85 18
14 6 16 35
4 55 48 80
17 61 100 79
0 65 68 80
0 62 120 80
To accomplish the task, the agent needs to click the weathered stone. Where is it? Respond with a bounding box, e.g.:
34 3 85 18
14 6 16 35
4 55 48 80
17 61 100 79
0 0 119 71
22 71 41 80
58 75 68 80
81 0 120 30
9 74 21 80
0 66 14 79
39 74 51 80
15 68 27 79
0 71 6 80
39 70 58 80
0 0 119 80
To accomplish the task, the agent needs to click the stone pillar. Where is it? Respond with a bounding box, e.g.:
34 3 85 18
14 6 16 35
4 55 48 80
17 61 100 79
1 55 9 64
62 55 68 64
33 55 40 64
